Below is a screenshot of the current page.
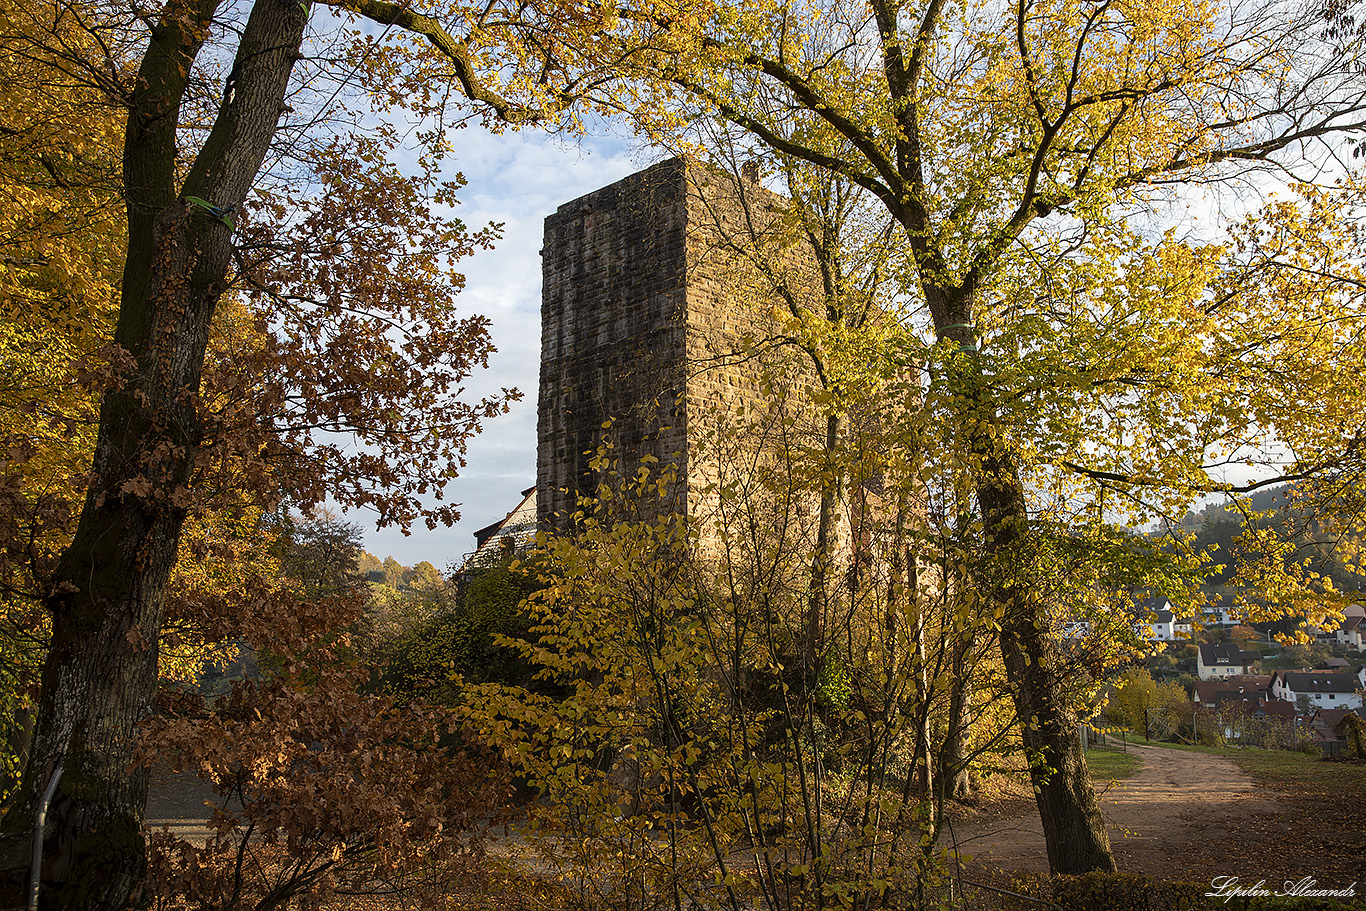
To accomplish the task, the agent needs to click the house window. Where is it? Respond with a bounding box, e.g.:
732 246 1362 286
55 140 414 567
1329 694 1335 700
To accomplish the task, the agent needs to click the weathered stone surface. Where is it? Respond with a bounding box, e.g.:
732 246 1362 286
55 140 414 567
537 157 815 533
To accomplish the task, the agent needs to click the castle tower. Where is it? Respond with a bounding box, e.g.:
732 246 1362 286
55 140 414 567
537 157 812 531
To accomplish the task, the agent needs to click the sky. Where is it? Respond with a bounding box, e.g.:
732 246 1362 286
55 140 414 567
358 125 652 568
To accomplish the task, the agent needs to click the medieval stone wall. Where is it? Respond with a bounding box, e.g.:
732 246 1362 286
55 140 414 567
537 156 820 534
538 158 690 526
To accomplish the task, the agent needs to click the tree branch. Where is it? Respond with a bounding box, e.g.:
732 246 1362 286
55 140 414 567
321 0 552 123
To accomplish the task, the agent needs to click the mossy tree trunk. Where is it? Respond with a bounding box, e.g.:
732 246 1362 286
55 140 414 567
0 1 308 906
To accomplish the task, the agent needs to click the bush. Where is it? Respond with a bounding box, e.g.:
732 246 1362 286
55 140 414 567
1034 873 1366 911
1051 873 1204 911
1108 668 1192 736
378 555 545 703
142 590 507 911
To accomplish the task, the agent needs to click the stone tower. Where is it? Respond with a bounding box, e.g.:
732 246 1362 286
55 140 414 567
537 157 812 530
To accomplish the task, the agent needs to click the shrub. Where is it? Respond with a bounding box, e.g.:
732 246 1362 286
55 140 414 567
378 555 545 703
142 589 507 911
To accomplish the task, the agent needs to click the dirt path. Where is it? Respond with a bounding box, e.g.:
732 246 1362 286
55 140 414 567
146 745 1362 888
945 744 1302 882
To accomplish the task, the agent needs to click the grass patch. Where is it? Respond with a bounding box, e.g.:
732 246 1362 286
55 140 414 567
1085 746 1142 782
1224 748 1366 882
1226 746 1366 791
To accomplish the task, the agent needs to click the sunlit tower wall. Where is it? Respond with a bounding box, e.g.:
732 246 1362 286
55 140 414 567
537 156 814 533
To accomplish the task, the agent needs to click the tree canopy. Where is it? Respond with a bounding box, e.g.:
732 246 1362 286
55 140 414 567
473 0 1366 873
0 0 532 904
5 0 1366 900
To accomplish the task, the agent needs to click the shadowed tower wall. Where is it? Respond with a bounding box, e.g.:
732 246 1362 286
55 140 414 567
538 157 808 530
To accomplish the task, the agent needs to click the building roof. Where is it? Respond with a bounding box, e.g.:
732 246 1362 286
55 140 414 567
472 485 537 549
1199 643 1261 667
1309 706 1366 738
1213 694 1265 713
1277 670 1361 695
1149 609 1190 625
463 486 538 572
1311 707 1356 728
1254 701 1298 720
1134 595 1169 616
1193 676 1271 705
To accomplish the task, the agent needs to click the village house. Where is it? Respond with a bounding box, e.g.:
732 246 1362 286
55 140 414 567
1129 595 1195 641
1268 669 1365 710
462 486 537 571
1197 642 1262 680
1306 706 1366 754
1147 609 1193 642
1191 674 1271 708
1200 600 1239 627
1252 700 1300 725
1336 605 1365 651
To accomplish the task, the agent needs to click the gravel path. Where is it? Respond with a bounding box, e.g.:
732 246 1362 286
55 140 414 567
944 744 1295 881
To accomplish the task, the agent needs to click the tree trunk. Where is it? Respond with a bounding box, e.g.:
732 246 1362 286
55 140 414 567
935 633 973 803
923 282 1115 875
976 448 1116 875
0 1 308 906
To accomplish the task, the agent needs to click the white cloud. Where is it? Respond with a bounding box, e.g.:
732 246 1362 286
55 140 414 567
360 126 650 568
